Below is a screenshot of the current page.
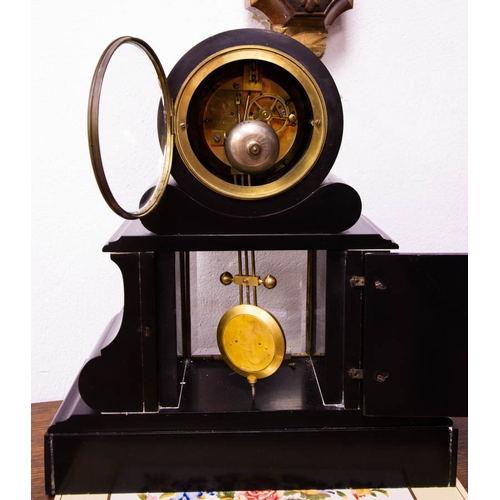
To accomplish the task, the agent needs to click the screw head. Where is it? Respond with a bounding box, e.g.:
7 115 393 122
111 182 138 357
374 370 390 383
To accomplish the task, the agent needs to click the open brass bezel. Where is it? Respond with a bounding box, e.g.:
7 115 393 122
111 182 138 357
87 36 174 220
174 46 328 200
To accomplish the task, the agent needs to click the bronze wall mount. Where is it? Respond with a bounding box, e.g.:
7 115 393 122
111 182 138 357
246 0 354 57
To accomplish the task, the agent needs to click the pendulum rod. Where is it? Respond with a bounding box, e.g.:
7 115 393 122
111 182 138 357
221 91 277 399
237 250 259 307
220 247 278 402
251 250 257 306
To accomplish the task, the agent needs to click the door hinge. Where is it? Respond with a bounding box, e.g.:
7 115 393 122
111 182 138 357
348 368 364 380
349 276 365 287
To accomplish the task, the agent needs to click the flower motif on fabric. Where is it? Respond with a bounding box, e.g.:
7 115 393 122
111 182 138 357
136 489 391 500
234 491 284 500
351 490 389 499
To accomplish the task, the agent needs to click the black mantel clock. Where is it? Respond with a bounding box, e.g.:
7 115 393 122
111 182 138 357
44 1 467 496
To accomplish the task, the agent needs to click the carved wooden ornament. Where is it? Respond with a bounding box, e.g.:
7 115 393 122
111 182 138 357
246 0 354 57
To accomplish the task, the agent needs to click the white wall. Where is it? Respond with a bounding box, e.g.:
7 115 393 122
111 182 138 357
31 0 467 403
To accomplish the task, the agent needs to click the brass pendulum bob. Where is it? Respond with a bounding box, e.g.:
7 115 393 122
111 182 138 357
217 250 285 402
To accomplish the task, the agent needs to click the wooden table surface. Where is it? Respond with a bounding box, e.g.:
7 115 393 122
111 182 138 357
32 401 468 500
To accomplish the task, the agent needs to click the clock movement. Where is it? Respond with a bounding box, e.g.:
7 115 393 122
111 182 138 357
44 2 467 496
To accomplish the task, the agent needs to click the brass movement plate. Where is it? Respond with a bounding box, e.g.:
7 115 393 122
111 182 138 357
217 304 285 379
202 73 297 168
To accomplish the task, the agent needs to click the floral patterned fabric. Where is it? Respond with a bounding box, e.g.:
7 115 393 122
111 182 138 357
110 489 415 500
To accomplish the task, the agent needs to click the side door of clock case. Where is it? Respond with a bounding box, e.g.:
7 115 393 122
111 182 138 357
362 253 467 417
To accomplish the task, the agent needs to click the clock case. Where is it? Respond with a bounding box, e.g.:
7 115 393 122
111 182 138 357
44 29 467 496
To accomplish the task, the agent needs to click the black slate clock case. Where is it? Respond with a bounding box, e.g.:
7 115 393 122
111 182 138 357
44 28 467 496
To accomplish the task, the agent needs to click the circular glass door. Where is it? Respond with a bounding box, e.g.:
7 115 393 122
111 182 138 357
88 36 173 219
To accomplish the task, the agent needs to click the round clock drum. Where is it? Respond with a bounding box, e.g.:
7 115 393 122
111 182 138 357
88 29 345 219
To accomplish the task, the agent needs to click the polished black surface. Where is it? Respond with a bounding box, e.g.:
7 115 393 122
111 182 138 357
47 425 458 495
46 366 460 495
50 358 460 430
179 357 324 412
141 175 362 236
312 250 366 407
363 253 468 417
104 213 398 253
78 253 159 412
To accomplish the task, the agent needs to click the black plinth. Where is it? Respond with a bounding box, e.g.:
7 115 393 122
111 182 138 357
46 357 459 495
45 213 465 496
